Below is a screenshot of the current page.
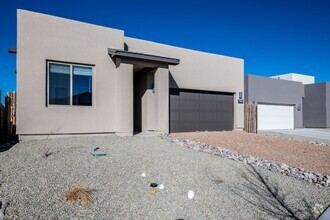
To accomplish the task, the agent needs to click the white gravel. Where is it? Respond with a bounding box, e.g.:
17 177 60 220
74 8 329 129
0 135 329 219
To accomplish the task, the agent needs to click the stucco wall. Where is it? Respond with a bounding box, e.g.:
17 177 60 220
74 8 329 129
245 75 304 128
17 10 125 135
17 10 245 137
125 37 244 129
303 82 329 128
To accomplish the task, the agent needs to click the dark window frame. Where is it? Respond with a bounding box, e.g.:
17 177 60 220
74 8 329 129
46 60 94 107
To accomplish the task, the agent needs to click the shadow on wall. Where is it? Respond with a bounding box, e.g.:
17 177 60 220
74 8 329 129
231 164 323 220
169 71 179 89
124 42 129 51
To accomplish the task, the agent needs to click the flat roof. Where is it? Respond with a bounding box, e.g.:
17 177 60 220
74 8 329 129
108 48 180 65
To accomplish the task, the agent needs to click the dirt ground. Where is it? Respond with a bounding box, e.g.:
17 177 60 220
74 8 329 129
173 131 330 175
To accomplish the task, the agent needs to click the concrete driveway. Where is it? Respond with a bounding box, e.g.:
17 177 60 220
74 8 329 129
267 129 330 140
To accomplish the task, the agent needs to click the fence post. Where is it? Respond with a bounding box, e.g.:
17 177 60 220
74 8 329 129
0 103 5 144
2 92 17 143
244 103 257 133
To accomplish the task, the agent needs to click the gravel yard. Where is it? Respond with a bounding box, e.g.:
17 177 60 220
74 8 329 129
173 131 330 176
0 135 329 219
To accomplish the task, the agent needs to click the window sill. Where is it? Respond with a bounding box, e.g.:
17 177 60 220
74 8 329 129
47 105 94 108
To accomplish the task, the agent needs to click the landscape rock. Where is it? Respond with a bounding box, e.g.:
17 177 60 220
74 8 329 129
160 134 329 187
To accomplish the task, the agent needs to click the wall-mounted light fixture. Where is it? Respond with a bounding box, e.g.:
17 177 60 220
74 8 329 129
8 48 17 54
238 92 244 104
239 92 243 99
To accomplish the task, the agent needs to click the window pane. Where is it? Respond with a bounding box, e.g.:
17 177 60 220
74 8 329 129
49 64 70 105
73 66 92 106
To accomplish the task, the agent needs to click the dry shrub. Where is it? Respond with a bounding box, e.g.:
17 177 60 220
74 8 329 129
65 185 93 205
213 178 224 184
42 148 53 158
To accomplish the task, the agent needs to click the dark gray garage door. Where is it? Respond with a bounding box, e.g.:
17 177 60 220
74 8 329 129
170 89 234 132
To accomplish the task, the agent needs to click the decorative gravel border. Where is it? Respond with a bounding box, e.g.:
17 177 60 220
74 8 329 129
160 134 330 187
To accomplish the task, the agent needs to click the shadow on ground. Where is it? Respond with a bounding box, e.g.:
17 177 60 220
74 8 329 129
232 164 324 220
0 141 18 152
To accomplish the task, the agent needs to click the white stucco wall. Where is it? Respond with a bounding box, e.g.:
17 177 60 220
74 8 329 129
271 73 315 85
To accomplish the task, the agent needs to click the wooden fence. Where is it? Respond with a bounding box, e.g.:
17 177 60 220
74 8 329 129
0 92 17 144
0 103 5 144
244 103 257 133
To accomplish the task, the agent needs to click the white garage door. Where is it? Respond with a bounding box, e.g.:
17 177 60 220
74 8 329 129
257 104 294 130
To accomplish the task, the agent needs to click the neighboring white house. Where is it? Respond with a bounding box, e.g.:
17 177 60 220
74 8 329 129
271 73 315 85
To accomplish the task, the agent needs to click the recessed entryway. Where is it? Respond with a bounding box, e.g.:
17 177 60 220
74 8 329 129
133 66 156 133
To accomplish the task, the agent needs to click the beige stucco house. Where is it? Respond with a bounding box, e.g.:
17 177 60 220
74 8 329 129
16 10 244 140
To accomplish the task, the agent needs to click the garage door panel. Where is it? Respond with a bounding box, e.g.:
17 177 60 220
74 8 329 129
258 104 294 130
170 89 234 132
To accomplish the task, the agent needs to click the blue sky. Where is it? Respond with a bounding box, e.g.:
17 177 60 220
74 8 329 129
0 0 329 103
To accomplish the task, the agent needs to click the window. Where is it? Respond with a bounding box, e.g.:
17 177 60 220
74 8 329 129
73 66 92 106
48 61 93 106
49 64 70 105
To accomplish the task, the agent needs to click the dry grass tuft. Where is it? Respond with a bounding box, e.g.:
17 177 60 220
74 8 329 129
42 148 53 158
65 185 93 206
213 178 224 184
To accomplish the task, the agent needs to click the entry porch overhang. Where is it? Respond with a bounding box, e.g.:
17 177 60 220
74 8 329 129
108 48 180 67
